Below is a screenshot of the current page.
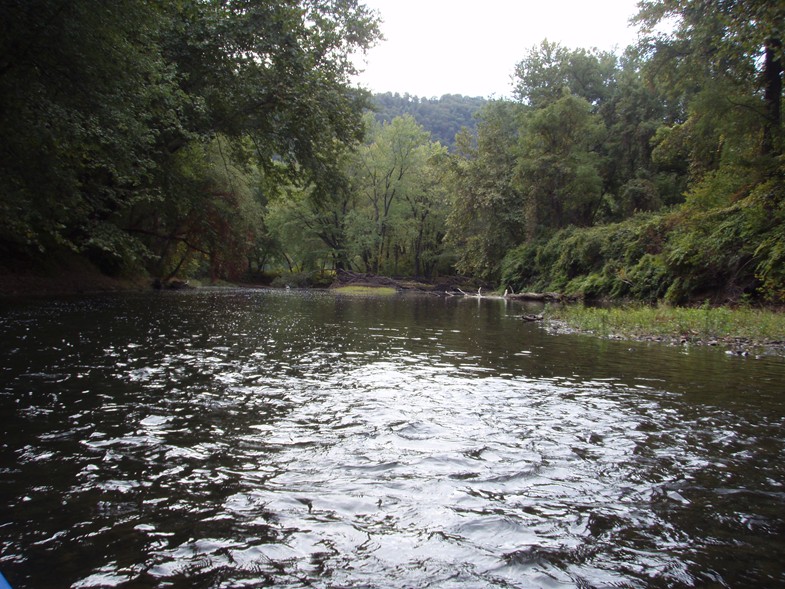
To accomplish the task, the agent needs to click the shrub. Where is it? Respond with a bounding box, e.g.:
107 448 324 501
626 253 672 302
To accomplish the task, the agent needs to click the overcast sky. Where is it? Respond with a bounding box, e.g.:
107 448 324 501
353 0 643 98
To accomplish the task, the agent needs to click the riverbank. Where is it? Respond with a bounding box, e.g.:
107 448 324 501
544 303 785 358
0 253 149 298
3 262 783 359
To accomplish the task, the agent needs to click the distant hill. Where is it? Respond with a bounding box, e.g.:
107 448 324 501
371 92 487 150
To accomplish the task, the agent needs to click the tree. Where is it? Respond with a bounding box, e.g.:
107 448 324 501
125 136 267 282
0 0 381 281
516 91 607 235
589 48 687 220
444 100 525 280
264 158 358 274
0 1 174 259
637 0 784 165
402 153 450 277
262 114 448 277
264 184 331 274
513 41 618 110
632 0 785 302
348 114 444 274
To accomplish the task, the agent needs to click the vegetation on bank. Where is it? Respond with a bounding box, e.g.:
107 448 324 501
1 1 783 309
545 303 785 353
501 196 785 305
332 285 398 296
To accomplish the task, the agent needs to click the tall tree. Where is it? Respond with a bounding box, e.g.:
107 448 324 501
637 0 784 165
594 48 687 220
0 1 173 258
444 100 525 280
349 114 443 274
516 92 607 235
513 41 618 110
0 0 381 280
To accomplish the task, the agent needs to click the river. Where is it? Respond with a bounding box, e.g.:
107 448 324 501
1 288 784 588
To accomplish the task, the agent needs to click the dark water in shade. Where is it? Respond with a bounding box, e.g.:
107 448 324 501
1 289 784 589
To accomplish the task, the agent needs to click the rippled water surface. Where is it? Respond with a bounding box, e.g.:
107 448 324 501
1 289 784 588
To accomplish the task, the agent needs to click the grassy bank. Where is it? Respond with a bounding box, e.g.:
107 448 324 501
544 303 785 355
331 285 398 296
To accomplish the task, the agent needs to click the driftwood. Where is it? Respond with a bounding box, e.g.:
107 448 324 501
452 286 562 303
505 291 562 302
331 271 563 302
456 287 486 297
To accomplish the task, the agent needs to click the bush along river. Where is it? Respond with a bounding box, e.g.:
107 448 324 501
1 288 784 588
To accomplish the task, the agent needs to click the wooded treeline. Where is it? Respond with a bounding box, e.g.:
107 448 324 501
491 1 784 304
372 93 486 150
0 0 380 282
1 1 783 303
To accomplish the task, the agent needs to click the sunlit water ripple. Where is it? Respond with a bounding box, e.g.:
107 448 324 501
1 289 784 588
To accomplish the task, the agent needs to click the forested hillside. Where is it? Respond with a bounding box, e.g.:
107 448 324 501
371 93 487 150
1 1 783 304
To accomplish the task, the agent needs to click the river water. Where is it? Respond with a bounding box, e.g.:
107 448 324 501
1 289 784 589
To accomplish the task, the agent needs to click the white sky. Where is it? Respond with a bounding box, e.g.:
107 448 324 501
353 0 643 98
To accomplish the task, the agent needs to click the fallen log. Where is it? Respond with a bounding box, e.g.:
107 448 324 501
449 288 563 302
505 291 562 302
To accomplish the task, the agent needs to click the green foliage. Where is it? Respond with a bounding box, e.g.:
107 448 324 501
501 213 677 302
682 164 757 210
2 0 783 304
83 223 152 277
638 0 784 162
666 176 785 303
125 136 267 281
517 92 606 233
753 191 785 303
0 0 380 282
444 101 525 280
372 93 487 150
513 41 618 109
263 182 335 273
450 40 685 284
0 1 169 254
502 177 785 304
491 1 785 305
263 114 449 277
346 114 448 275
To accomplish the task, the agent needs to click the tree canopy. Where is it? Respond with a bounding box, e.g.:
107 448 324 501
496 2 785 303
0 0 380 278
2 0 783 304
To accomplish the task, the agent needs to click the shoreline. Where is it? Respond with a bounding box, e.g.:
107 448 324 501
0 269 151 299
3 267 783 359
544 312 785 359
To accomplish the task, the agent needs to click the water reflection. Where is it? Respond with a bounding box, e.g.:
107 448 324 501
1 289 784 588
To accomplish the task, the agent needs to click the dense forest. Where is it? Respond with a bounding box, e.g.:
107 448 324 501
372 93 487 150
1 1 783 304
